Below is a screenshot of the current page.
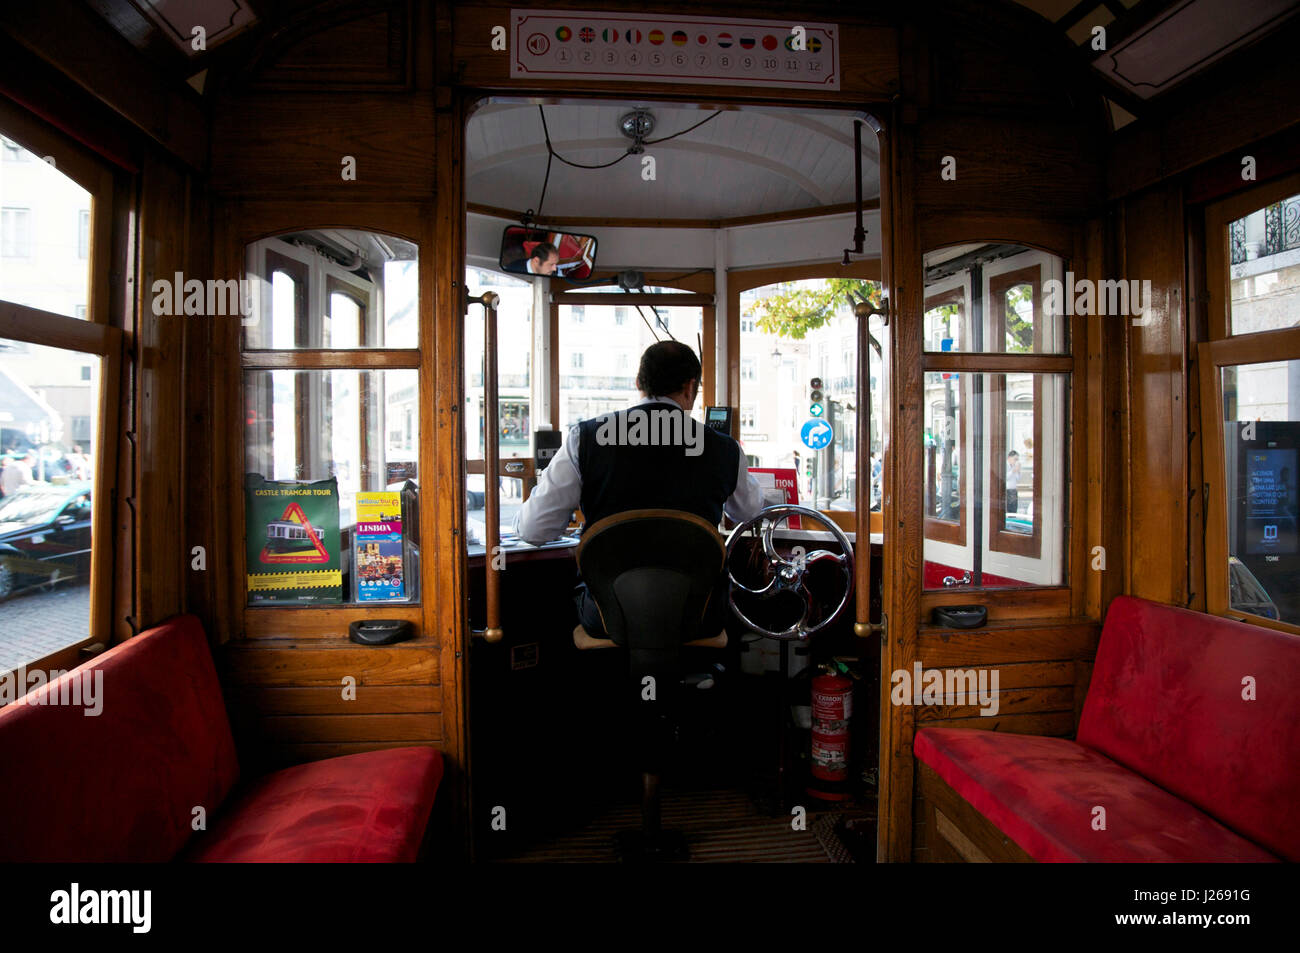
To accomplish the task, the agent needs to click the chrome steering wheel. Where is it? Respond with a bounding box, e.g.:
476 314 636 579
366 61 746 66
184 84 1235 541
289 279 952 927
724 504 855 641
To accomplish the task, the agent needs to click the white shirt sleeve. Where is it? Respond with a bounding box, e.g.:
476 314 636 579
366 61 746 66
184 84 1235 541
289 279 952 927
515 424 583 544
724 454 765 524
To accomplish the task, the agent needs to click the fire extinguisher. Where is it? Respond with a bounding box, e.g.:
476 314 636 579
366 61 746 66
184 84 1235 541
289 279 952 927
808 664 853 800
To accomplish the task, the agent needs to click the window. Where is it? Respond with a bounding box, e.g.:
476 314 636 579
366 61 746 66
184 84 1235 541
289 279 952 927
556 298 703 429
737 269 881 512
1217 362 1300 626
922 245 1069 590
1202 173 1300 631
570 305 585 324
0 113 117 680
465 267 532 458
1 208 32 257
614 307 627 326
1225 192 1300 335
0 131 94 321
244 234 418 349
241 229 420 608
741 406 757 430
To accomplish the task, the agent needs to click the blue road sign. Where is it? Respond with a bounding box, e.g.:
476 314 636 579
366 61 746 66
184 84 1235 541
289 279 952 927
801 419 833 450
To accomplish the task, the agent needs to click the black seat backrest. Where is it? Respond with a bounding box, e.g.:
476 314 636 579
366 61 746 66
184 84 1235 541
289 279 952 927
576 508 725 656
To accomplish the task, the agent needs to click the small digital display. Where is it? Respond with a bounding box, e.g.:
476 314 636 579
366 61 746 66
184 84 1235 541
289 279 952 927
708 408 728 422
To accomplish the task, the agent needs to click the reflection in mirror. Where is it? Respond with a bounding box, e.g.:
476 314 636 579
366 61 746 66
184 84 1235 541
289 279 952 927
243 229 418 349
499 225 597 280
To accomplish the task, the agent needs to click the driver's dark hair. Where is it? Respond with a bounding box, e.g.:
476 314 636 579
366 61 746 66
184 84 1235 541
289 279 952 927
636 341 701 397
529 242 558 263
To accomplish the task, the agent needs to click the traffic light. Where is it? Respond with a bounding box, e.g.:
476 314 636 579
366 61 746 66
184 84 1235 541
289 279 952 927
810 376 824 417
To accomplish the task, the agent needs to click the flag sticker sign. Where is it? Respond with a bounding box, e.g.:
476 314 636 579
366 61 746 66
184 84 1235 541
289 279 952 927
510 10 839 89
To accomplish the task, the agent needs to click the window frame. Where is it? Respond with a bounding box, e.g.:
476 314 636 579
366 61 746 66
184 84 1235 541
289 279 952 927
0 100 120 675
1200 171 1300 634
549 272 717 433
727 260 881 521
920 243 1077 609
234 223 424 637
922 286 969 548
987 266 1045 560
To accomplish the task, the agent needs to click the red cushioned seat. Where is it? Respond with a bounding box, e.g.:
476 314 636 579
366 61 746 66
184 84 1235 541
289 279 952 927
0 615 241 862
1077 596 1300 862
915 727 1279 862
182 746 443 863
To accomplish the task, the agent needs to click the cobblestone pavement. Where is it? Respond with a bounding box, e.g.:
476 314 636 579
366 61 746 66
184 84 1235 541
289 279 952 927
0 582 91 673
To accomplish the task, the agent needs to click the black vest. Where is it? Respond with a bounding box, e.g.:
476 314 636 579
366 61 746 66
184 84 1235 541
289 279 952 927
576 401 741 531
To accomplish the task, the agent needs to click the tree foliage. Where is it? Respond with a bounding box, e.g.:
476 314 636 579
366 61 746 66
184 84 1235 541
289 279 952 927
1004 284 1034 352
748 278 882 339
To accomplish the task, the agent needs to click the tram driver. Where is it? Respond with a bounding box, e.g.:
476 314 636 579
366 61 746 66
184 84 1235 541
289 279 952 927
516 340 764 640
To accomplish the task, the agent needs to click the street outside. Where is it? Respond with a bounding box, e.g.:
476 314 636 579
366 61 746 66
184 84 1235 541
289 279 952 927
0 581 91 674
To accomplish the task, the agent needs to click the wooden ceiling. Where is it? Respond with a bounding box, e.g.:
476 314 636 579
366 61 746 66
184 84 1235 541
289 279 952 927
77 0 1300 137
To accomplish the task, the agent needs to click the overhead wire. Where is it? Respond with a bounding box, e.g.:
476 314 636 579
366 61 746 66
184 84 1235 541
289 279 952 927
643 110 722 144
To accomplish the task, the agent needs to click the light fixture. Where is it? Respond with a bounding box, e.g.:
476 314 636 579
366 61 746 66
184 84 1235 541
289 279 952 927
619 109 655 154
771 346 783 369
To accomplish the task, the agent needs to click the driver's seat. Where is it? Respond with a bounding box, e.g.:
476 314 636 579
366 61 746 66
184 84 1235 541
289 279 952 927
574 508 727 861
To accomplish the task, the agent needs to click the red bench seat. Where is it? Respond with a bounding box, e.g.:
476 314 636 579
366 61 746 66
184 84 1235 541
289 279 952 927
915 596 1300 862
0 614 442 863
915 728 1277 862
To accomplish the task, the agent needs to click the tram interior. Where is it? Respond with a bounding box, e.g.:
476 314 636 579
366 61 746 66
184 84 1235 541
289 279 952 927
462 100 885 860
0 0 1298 873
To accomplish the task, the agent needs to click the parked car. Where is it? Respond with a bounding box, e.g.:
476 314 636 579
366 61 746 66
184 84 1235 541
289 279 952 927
1228 555 1280 620
0 482 92 601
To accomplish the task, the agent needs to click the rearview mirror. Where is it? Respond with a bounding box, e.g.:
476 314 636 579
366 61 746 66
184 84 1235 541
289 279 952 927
499 226 597 281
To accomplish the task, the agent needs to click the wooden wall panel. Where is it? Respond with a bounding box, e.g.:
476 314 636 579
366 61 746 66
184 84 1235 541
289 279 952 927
222 640 440 686
134 153 198 631
230 684 440 715
221 639 443 768
917 620 1100 668
914 120 1102 220
1121 185 1189 606
209 92 437 198
910 623 1099 735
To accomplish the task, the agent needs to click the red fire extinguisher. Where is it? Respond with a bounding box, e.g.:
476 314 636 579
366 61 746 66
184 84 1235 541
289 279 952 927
808 665 853 799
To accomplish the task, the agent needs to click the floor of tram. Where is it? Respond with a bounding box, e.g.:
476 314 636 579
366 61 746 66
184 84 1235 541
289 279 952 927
475 652 878 863
492 784 876 863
